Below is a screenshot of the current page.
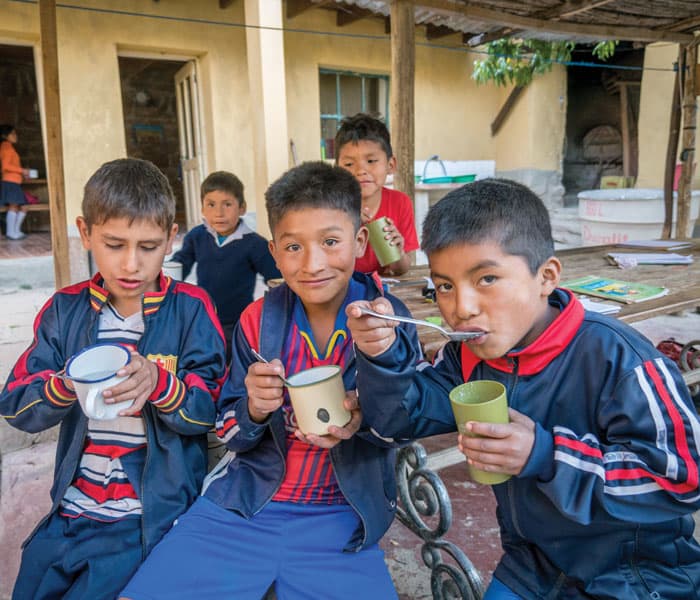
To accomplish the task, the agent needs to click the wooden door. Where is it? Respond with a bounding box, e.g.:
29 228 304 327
175 61 206 231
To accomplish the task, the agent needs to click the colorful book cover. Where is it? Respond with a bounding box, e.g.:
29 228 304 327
562 275 669 304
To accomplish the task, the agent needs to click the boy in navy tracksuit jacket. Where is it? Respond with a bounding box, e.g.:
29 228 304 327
347 179 700 599
121 161 420 599
0 158 227 600
170 170 280 360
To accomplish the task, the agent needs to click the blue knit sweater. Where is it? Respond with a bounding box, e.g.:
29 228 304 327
171 220 280 328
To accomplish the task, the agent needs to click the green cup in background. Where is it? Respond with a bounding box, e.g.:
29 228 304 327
367 217 401 267
449 380 511 485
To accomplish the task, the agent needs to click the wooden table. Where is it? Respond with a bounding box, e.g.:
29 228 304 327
388 240 700 354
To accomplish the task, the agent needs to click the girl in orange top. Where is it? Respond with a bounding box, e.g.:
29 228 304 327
1 124 30 239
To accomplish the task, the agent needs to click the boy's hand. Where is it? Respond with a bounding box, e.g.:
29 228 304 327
383 217 405 254
346 298 398 357
245 358 285 423
457 409 535 476
102 351 159 416
295 391 361 449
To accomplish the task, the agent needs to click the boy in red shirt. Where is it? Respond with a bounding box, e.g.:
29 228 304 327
335 113 419 276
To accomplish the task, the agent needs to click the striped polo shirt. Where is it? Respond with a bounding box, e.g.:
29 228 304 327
60 303 146 521
271 279 364 504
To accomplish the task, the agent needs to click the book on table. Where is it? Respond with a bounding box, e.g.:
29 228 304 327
562 275 669 304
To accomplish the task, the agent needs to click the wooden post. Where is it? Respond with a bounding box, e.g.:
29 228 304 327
618 82 630 179
39 0 70 288
663 49 683 239
390 0 415 203
677 43 698 239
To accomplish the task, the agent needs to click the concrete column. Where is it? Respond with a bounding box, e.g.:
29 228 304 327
244 0 290 238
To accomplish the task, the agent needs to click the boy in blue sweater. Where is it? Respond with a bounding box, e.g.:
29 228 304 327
171 171 280 360
120 161 421 599
347 179 700 599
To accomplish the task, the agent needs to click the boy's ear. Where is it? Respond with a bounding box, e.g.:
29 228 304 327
239 200 247 216
165 223 179 255
355 225 369 257
539 256 562 296
76 216 91 250
387 155 397 174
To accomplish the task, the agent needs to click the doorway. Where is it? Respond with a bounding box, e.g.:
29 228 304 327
562 45 643 206
0 42 50 250
118 56 196 229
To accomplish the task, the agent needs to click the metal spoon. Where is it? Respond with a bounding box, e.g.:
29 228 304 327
358 307 484 342
249 348 292 385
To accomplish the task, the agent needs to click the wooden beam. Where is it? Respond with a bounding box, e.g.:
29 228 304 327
416 0 693 43
286 0 315 19
467 0 615 46
219 0 235 8
425 24 454 40
390 0 415 203
491 85 525 136
677 43 697 239
38 0 70 289
336 7 375 26
663 50 682 239
660 14 700 33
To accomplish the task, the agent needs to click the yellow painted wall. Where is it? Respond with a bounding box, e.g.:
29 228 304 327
637 42 700 189
494 66 567 172
2 0 567 241
1 0 251 229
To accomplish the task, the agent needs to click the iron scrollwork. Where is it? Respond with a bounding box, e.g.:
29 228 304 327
395 442 484 600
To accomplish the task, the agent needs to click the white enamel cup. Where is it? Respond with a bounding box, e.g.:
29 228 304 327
286 365 350 436
65 344 132 420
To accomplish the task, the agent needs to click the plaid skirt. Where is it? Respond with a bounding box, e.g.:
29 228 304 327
0 181 27 206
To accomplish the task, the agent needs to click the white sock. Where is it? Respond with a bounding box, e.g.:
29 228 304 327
6 210 17 238
15 211 26 236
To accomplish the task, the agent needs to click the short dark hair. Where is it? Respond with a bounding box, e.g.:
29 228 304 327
201 171 245 206
82 158 175 232
422 178 554 274
0 124 16 140
265 161 361 234
334 113 393 160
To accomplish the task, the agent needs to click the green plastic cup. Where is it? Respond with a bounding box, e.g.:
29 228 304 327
366 217 401 267
449 380 511 485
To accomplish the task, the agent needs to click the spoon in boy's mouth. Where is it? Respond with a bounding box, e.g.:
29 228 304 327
357 307 484 342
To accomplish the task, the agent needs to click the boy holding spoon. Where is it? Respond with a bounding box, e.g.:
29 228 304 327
121 162 421 599
347 178 700 599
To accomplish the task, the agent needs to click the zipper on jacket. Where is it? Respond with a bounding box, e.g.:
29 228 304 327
505 356 526 539
140 411 151 559
253 421 287 515
329 449 367 552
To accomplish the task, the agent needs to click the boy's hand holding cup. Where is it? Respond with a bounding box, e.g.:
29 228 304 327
366 217 402 267
452 382 537 483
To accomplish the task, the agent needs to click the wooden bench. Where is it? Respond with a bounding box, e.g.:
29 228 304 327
0 203 49 214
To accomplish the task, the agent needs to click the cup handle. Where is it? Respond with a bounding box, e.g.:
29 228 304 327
85 387 103 419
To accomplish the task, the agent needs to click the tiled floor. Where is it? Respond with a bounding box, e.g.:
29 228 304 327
0 231 51 259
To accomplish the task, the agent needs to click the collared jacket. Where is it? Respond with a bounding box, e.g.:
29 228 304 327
0 273 227 556
203 271 420 552
355 289 700 598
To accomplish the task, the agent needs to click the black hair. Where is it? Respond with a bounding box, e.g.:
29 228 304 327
0 124 16 140
333 113 393 160
422 178 554 274
201 170 245 206
82 158 175 231
265 161 361 234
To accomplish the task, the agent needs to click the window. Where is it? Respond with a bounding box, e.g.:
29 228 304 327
319 69 389 159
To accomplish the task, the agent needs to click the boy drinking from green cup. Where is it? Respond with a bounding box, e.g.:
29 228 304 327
347 179 700 599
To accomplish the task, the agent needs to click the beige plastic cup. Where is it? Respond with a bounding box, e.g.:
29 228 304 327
65 343 132 420
366 217 401 267
286 365 351 436
449 380 511 485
